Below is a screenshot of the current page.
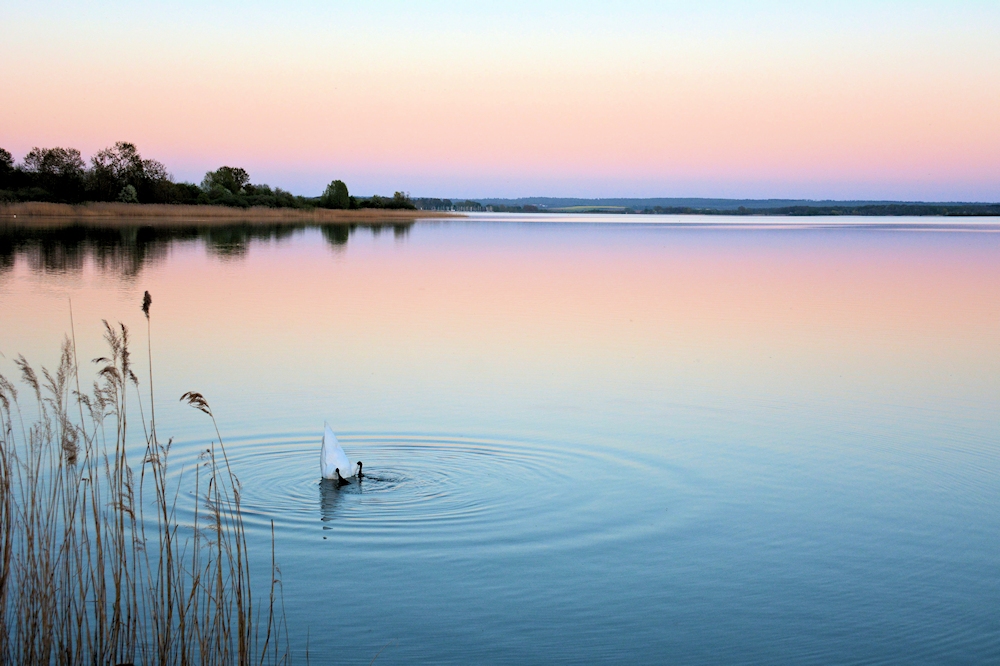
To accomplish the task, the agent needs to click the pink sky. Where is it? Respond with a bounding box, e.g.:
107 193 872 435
2 1 998 200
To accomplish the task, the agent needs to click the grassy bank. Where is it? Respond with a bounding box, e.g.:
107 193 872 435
0 201 459 225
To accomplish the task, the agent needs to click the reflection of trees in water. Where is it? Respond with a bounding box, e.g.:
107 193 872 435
0 224 171 276
321 224 352 247
0 221 414 276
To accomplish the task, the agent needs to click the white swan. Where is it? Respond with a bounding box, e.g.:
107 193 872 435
320 424 355 482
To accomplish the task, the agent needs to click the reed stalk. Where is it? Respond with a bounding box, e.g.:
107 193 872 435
0 294 286 664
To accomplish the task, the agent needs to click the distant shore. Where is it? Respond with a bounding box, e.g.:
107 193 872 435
0 201 461 226
417 199 1000 216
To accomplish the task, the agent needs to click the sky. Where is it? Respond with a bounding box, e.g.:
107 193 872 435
1 1 999 200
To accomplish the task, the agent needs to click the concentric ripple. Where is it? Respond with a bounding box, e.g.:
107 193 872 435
162 431 684 556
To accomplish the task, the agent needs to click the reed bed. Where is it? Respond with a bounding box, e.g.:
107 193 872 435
0 201 456 225
0 294 287 664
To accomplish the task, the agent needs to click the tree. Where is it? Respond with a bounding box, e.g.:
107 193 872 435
202 166 251 195
89 142 170 202
0 148 12 188
22 146 87 201
118 184 139 203
23 147 85 178
320 179 350 209
391 191 415 210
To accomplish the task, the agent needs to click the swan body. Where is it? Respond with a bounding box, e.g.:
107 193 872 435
320 424 354 480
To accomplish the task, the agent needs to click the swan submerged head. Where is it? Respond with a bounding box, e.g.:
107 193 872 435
321 424 354 480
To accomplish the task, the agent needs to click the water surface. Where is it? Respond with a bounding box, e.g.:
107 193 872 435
1 214 998 663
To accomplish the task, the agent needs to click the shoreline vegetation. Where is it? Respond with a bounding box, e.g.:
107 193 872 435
0 141 436 216
0 201 457 226
0 293 287 664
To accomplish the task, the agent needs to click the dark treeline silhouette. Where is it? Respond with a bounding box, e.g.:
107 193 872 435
413 197 454 210
0 220 414 276
0 143 416 210
414 198 492 212
358 191 416 210
489 203 540 213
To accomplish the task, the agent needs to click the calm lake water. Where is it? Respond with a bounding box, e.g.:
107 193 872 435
2 214 999 663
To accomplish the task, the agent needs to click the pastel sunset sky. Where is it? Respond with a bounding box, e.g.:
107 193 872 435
2 1 998 200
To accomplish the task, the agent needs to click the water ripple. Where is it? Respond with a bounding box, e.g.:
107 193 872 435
164 431 682 556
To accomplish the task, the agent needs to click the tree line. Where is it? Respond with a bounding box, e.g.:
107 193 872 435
0 143 415 210
413 198 514 212
634 204 1000 216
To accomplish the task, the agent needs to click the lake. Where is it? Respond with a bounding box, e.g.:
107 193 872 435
1 213 998 663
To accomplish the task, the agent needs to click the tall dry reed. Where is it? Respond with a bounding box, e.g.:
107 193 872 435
0 294 286 664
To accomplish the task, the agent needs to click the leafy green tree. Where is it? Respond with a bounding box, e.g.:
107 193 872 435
166 182 203 204
202 166 251 195
360 194 385 209
118 184 139 203
392 191 415 210
320 179 350 209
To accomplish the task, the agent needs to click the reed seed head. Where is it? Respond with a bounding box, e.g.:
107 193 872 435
180 391 213 417
142 291 152 319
